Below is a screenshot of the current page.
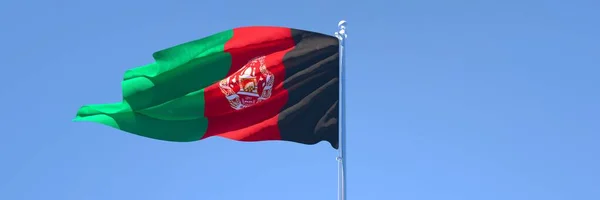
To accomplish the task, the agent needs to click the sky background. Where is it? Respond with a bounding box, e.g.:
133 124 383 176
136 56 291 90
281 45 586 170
1 0 599 199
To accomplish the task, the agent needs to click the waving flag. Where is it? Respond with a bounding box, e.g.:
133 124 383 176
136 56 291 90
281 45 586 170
74 26 339 149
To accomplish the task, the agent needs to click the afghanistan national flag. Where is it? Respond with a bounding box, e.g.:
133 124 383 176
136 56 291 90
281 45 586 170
74 26 340 149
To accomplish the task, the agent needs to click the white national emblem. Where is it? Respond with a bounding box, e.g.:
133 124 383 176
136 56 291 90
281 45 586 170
219 56 274 110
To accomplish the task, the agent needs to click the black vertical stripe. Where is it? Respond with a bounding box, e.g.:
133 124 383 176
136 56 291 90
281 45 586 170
278 29 340 149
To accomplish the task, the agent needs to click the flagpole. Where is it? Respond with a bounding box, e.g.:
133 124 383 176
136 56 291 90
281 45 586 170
335 20 347 200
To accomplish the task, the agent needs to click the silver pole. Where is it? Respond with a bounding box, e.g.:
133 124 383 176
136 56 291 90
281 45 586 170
335 20 347 200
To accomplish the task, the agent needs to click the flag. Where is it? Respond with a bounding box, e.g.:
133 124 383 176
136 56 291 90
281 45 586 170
74 26 340 149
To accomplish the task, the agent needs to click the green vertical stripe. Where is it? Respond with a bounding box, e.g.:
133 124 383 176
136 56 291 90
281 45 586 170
74 29 235 141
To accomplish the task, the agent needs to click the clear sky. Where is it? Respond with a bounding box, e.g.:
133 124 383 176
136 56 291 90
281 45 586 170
1 0 599 199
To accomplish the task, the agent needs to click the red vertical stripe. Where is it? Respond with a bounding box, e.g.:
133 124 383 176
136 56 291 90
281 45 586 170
202 27 295 141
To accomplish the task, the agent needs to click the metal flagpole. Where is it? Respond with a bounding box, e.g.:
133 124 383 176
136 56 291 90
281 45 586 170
335 20 347 200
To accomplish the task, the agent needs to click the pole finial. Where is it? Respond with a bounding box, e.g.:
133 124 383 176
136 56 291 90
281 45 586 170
335 20 347 40
338 20 347 29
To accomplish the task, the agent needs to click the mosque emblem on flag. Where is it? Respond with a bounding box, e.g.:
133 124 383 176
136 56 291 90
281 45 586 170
219 56 274 110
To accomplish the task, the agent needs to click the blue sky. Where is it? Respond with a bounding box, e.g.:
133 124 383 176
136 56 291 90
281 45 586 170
1 0 599 199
